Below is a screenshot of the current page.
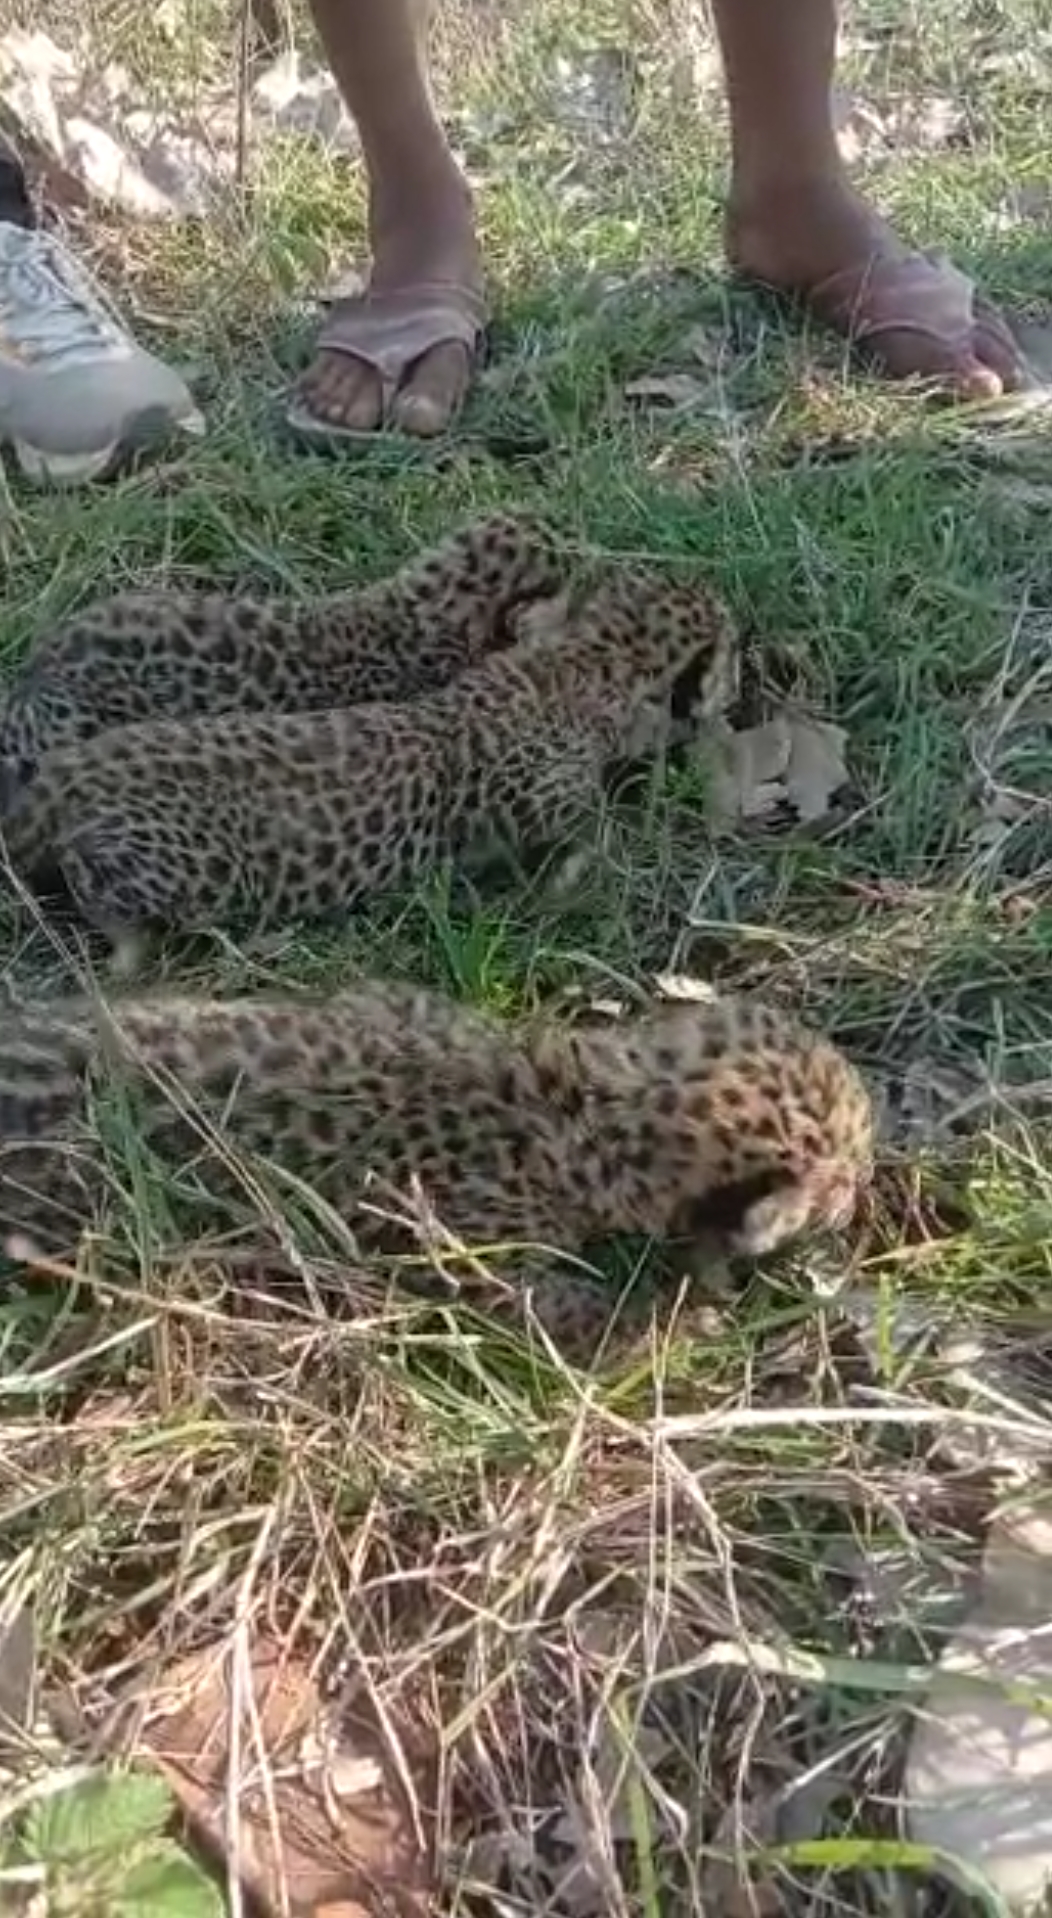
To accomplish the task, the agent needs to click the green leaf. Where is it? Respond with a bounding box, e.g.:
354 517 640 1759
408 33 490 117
111 1843 225 1918
22 1771 174 1864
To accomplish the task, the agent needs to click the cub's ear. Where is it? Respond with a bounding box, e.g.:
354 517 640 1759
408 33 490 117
730 1156 863 1256
675 1152 863 1262
729 1181 818 1257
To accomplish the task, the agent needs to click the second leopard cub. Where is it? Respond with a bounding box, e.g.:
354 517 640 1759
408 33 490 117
1 567 738 940
0 982 873 1352
0 513 563 796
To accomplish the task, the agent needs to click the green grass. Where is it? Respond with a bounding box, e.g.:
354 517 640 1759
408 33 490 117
3 0 1052 1912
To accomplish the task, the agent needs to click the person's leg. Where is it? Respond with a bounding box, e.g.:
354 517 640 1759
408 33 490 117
295 0 483 437
711 0 1025 397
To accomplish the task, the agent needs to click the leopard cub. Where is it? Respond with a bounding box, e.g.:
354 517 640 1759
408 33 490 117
0 513 564 797
0 981 873 1354
1 564 739 943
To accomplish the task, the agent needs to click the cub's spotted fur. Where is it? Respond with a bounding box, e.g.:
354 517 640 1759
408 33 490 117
0 983 873 1350
0 513 563 796
1 568 738 940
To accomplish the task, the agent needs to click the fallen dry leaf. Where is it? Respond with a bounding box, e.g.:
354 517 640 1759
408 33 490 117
714 717 791 821
651 971 719 1003
906 1502 1052 1908
551 1721 671 1850
711 708 850 828
701 1792 784 1916
623 371 717 412
832 87 890 165
683 323 725 372
548 1709 672 1916
888 92 968 153
832 86 967 166
782 714 850 823
894 1057 984 1144
0 1603 36 1767
129 1634 438 1918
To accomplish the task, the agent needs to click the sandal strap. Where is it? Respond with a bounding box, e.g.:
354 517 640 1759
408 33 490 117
807 248 977 350
315 283 487 386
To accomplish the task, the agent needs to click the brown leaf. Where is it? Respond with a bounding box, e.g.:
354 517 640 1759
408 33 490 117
132 1635 438 1918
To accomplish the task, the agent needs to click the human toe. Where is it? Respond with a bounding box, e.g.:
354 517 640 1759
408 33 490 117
389 340 474 436
295 349 384 432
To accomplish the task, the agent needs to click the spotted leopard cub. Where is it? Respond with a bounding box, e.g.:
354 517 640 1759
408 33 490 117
1 566 739 941
0 983 873 1352
0 513 564 797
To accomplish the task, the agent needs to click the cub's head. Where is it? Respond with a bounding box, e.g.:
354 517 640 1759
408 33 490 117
582 572 740 760
641 995 874 1258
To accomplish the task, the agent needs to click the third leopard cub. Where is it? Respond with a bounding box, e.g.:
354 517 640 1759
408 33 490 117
1 565 738 942
0 512 563 796
0 982 873 1352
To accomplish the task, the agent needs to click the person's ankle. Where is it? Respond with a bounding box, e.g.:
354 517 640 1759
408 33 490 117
728 162 853 220
366 167 481 282
725 170 902 287
366 137 474 224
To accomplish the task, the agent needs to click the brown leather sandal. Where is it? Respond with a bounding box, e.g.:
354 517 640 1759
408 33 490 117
287 280 488 442
794 247 1032 396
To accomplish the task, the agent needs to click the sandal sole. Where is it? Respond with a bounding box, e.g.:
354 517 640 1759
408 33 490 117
8 400 205 487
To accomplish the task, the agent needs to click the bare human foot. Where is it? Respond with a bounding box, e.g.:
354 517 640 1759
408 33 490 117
727 177 1027 399
292 182 486 440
